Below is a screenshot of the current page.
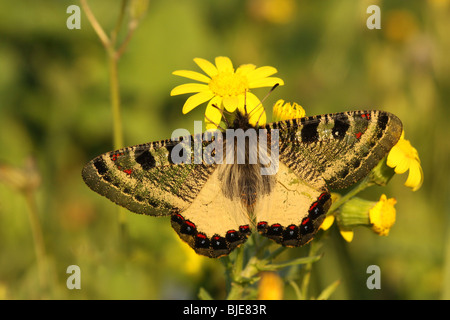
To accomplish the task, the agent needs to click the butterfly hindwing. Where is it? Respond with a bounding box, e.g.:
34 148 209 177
171 168 252 258
255 162 332 247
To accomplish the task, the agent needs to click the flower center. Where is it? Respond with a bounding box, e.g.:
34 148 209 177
209 72 248 97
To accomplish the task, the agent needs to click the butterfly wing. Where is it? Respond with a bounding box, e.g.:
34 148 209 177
255 162 332 247
82 137 216 217
275 110 403 189
171 167 252 258
82 134 252 258
255 110 402 246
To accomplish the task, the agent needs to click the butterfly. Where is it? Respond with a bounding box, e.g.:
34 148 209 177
82 109 402 258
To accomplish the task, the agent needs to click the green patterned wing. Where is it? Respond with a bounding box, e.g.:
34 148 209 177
82 136 217 217
268 110 403 190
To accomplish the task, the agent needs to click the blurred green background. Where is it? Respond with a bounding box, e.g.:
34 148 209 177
0 0 449 300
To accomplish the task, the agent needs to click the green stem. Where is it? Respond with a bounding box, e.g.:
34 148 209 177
81 0 139 244
108 54 124 151
24 190 48 296
108 34 128 246
328 176 373 215
300 240 321 299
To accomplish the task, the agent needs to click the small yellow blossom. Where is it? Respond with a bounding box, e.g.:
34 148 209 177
258 272 283 300
386 131 423 191
171 56 284 130
327 194 397 242
272 99 306 122
369 194 397 236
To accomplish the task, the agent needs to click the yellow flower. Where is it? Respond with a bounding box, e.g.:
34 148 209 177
272 99 306 122
369 194 397 236
171 56 284 130
258 272 283 300
386 131 423 191
325 194 397 242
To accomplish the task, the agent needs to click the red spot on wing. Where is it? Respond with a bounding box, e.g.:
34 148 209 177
318 192 328 201
309 202 318 212
185 220 196 229
301 217 310 225
123 169 133 175
356 132 362 139
111 152 124 161
258 221 268 227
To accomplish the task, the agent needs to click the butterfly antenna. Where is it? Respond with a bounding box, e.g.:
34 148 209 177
205 112 226 131
211 103 231 128
249 83 280 127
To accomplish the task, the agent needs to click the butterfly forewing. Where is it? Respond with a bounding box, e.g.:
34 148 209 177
82 138 216 217
269 110 403 189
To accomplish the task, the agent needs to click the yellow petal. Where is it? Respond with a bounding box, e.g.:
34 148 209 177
340 229 354 242
215 56 234 73
236 63 256 75
170 83 210 96
387 146 409 174
172 70 211 83
205 96 224 130
320 215 335 231
182 91 215 114
404 161 423 191
246 66 278 82
223 96 239 112
244 92 266 126
194 58 218 78
248 76 285 89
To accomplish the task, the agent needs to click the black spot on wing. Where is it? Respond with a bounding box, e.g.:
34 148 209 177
332 114 350 140
301 117 319 143
93 157 108 175
134 147 156 170
376 113 389 139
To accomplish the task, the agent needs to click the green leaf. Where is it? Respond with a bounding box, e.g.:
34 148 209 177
198 287 213 300
316 279 341 300
261 255 322 271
